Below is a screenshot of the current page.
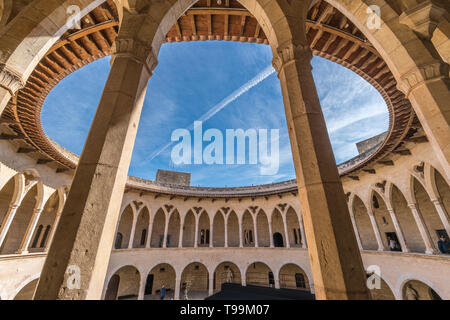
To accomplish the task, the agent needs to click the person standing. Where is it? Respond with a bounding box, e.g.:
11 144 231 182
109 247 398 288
438 235 449 254
389 237 398 251
160 285 166 300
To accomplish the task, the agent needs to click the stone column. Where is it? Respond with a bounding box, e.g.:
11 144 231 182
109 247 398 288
146 222 153 248
34 37 156 300
282 215 290 248
224 217 228 248
274 277 280 289
298 213 307 248
208 275 214 296
431 199 450 237
268 218 274 248
368 213 386 251
128 216 138 249
178 218 184 248
0 204 19 249
348 209 363 250
138 276 146 300
209 221 214 248
0 65 25 115
194 216 199 248
174 278 181 300
408 203 437 254
274 39 369 299
18 207 43 254
238 219 243 248
162 215 169 248
387 208 409 253
253 216 259 248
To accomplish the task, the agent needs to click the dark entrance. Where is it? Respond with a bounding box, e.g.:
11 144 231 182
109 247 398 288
105 275 120 300
145 274 154 295
273 232 284 247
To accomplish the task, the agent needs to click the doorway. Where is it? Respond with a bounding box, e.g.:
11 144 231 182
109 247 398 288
145 274 154 295
273 232 284 247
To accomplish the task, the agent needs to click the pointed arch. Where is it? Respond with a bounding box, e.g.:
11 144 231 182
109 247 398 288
28 189 60 252
115 204 134 249
167 209 180 248
242 210 254 247
353 195 377 250
182 209 195 248
286 206 302 247
390 183 425 253
0 181 41 254
197 210 210 247
212 211 225 247
151 208 166 248
279 263 310 291
370 189 396 250
227 210 239 247
412 176 445 246
133 206 149 248
271 208 285 247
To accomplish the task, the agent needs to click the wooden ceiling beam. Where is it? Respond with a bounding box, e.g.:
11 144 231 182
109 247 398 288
186 8 252 16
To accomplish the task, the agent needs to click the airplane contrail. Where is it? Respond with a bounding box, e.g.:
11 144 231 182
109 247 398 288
148 65 276 161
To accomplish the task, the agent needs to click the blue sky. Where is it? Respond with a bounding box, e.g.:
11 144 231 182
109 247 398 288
42 42 389 187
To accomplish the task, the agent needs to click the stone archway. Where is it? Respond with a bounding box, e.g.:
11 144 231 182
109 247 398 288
14 278 39 300
213 261 242 293
271 209 285 248
367 274 395 300
279 263 310 291
151 208 166 248
180 262 209 300
242 210 255 247
353 195 377 250
256 210 270 247
197 210 210 247
115 205 133 249
28 191 59 252
167 209 180 248
402 279 442 300
132 207 149 248
145 263 176 300
414 178 445 246
107 265 140 300
104 274 120 300
246 262 274 288
371 191 397 251
212 211 225 247
227 210 239 247
0 183 40 254
391 184 425 253
183 210 196 247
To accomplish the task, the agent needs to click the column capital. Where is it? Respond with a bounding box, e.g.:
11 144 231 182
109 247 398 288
399 0 447 40
111 38 158 75
0 64 25 95
430 198 442 205
9 203 19 210
397 61 448 98
272 42 312 74
408 203 418 210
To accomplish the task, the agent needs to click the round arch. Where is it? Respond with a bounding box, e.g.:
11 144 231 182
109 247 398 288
180 261 210 300
213 261 242 292
399 277 444 300
245 261 274 288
